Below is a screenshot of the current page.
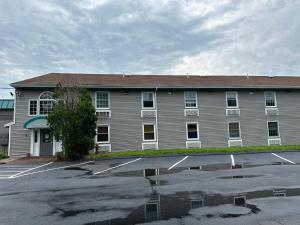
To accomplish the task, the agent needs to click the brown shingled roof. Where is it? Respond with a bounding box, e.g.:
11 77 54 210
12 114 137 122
10 73 300 89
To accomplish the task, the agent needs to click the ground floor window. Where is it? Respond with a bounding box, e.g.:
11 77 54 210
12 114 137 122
228 122 241 139
268 121 279 137
186 123 199 140
97 125 110 142
143 124 156 141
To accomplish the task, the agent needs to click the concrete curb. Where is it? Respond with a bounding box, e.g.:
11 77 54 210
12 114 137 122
93 149 300 161
0 157 17 164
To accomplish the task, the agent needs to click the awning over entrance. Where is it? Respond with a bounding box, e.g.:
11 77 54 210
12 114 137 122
24 116 48 129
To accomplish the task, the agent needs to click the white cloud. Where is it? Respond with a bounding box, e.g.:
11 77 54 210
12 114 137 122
0 0 300 98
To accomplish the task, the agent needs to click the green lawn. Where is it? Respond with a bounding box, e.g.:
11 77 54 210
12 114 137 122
90 145 300 159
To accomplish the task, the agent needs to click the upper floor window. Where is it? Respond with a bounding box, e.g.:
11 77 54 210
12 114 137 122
96 91 109 109
39 92 54 115
268 121 279 137
186 122 199 140
228 122 241 139
226 92 238 108
142 92 155 108
265 91 276 107
29 100 38 116
185 91 197 108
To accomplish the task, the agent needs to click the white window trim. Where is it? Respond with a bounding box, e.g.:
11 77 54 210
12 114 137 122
39 91 54 116
186 122 200 141
264 91 277 108
142 123 156 142
95 91 110 110
267 120 280 138
228 121 241 139
226 91 239 108
28 99 38 116
96 124 110 143
184 91 198 109
142 91 156 109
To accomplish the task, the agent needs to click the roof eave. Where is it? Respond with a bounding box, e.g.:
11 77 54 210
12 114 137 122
10 84 300 89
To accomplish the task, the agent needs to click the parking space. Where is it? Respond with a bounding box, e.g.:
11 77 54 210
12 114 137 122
1 151 300 225
0 162 53 179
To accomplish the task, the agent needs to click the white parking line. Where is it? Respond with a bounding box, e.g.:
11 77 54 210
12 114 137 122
168 156 189 170
11 161 94 178
271 153 296 165
230 154 235 167
94 158 142 175
9 162 53 178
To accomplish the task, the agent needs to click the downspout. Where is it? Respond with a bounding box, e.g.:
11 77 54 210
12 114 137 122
8 88 17 156
155 86 159 149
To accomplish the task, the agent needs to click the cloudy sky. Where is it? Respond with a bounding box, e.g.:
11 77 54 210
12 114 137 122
0 0 300 98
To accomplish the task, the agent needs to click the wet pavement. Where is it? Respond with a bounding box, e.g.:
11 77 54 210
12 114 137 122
1 152 300 224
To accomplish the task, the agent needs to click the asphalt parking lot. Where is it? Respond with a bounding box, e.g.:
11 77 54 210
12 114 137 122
1 151 300 225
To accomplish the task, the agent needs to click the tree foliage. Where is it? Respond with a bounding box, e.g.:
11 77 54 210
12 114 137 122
48 84 97 160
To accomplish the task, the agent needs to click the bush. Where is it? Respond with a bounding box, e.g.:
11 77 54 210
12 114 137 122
48 84 97 160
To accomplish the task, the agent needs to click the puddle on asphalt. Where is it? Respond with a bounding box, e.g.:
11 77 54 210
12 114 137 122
218 174 263 179
82 187 300 225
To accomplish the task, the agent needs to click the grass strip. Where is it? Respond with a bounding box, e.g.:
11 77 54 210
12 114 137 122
90 145 300 159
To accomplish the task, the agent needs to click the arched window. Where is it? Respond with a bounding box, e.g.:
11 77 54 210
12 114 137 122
39 92 54 115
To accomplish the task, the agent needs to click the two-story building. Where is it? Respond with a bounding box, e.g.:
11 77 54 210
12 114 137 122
7 73 300 157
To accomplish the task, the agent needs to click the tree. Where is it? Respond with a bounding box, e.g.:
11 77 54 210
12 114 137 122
48 84 97 160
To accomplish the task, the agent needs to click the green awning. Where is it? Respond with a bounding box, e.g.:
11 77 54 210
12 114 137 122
24 116 48 129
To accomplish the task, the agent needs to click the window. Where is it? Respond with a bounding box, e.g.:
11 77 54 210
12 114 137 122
265 91 276 107
186 123 199 140
142 92 155 108
39 92 54 115
268 121 279 137
96 91 109 109
185 91 197 108
226 92 238 108
29 100 38 115
143 124 155 141
228 122 241 139
97 125 110 142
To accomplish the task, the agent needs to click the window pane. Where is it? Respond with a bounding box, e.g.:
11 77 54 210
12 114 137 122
29 100 37 115
98 134 108 142
229 122 240 138
187 124 198 139
268 122 279 137
98 126 108 133
143 93 154 108
265 92 275 107
39 100 53 115
144 125 154 133
96 92 109 108
144 124 155 140
185 91 197 108
227 92 237 107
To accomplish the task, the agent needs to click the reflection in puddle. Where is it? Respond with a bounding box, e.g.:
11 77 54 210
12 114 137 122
219 174 263 179
85 188 300 225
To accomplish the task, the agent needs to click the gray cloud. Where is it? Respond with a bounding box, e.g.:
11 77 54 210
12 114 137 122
0 0 300 98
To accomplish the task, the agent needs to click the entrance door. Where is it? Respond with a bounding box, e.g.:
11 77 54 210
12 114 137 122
40 129 53 156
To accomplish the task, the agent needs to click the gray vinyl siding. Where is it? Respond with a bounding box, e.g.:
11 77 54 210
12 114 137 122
157 91 186 149
239 91 267 146
277 91 300 145
9 88 300 156
10 90 41 157
198 91 228 147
